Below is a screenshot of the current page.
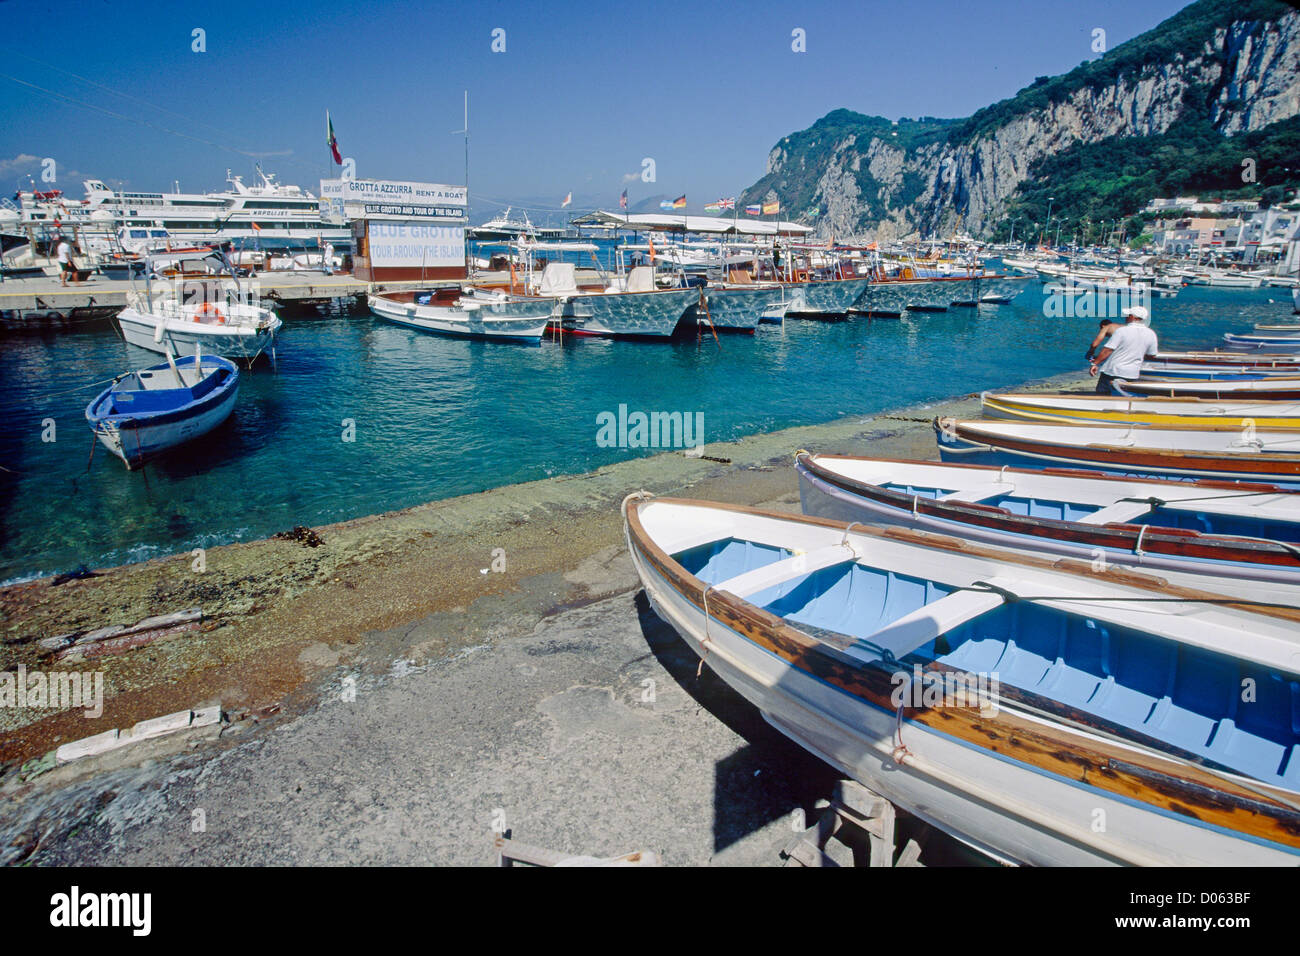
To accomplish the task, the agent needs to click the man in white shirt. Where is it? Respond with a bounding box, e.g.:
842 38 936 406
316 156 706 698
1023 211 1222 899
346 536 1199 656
1090 305 1156 395
56 237 79 286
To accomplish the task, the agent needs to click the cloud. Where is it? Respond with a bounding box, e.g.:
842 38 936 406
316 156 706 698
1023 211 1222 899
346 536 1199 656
621 171 640 183
0 154 42 176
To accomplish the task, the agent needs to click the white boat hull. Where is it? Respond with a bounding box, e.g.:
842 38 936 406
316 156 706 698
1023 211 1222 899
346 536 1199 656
117 307 280 360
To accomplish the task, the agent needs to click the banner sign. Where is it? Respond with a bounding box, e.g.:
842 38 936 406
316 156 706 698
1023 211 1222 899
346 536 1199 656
339 180 466 206
366 222 464 267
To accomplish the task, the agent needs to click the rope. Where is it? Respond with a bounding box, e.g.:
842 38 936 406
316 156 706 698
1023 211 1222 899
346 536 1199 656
697 585 715 679
0 375 120 411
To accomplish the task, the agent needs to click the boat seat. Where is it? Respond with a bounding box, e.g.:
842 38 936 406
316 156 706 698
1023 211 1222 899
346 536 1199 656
727 269 754 284
538 262 580 297
856 585 1009 661
938 481 1015 504
715 543 861 599
1076 501 1156 525
625 265 656 294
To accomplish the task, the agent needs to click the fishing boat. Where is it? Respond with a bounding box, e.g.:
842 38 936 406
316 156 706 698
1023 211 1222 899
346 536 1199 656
795 453 1300 604
1123 377 1300 401
981 391 1300 429
117 295 282 361
369 288 552 342
624 494 1300 865
935 418 1300 487
85 353 239 470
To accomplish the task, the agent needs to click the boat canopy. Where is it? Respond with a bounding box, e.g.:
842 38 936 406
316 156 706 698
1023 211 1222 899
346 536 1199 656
570 210 814 236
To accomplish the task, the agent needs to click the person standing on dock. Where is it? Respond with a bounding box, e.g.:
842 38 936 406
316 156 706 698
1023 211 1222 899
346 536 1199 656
56 237 80 287
1089 306 1155 395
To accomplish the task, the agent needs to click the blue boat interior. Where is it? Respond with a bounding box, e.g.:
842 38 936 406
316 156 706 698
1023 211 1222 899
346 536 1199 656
887 482 1300 541
99 362 232 416
674 536 1300 789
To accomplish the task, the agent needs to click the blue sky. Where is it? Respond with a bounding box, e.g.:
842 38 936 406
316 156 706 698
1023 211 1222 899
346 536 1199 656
0 0 1189 218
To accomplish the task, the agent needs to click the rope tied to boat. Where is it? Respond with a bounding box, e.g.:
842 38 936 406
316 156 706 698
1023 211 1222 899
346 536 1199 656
619 489 654 521
697 584 715 679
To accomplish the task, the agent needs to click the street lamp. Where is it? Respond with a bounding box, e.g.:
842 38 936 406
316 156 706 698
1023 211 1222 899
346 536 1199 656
1054 217 1065 247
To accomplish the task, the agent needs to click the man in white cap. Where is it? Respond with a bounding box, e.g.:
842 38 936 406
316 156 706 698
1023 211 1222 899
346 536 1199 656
1089 305 1155 395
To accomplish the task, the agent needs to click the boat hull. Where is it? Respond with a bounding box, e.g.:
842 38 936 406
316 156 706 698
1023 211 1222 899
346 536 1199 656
117 308 280 360
564 287 697 338
782 277 869 316
370 293 550 342
935 420 1300 488
683 286 783 331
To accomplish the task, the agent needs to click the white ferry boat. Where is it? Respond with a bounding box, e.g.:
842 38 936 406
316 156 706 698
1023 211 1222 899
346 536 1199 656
12 166 349 249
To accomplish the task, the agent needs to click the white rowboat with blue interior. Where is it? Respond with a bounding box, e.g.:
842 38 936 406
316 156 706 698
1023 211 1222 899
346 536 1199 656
625 495 1300 865
85 352 239 469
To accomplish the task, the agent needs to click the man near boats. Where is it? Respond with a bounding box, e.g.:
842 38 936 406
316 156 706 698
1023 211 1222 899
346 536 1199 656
56 236 81 286
1089 306 1155 395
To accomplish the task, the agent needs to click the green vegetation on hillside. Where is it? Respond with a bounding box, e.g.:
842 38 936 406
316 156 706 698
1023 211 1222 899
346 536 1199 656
990 114 1300 243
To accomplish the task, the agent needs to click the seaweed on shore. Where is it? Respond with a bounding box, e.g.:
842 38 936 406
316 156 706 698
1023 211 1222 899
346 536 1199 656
272 526 325 548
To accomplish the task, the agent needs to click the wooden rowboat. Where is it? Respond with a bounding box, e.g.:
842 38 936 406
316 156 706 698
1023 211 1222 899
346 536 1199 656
625 494 1300 865
981 391 1300 429
934 418 1300 487
795 452 1300 604
1123 377 1300 401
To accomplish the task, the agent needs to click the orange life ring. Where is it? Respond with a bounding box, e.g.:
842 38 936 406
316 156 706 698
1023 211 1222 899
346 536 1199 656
195 302 226 324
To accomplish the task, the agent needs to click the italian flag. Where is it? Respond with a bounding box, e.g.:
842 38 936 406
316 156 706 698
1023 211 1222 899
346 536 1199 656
327 111 342 165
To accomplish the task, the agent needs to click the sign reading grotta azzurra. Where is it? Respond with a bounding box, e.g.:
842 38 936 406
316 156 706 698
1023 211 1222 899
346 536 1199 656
322 179 467 219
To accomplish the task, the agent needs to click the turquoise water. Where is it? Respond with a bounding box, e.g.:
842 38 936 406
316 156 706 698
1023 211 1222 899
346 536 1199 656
0 283 1291 581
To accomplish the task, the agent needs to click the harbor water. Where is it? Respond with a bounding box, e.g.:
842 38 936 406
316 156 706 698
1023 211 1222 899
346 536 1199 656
0 284 1290 582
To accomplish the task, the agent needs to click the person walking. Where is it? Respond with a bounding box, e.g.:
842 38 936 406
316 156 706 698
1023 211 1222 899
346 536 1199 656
1089 306 1156 395
56 237 79 286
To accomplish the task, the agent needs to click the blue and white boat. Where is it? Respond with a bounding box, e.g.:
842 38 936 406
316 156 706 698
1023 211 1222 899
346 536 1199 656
86 353 240 469
625 494 1300 865
795 453 1300 605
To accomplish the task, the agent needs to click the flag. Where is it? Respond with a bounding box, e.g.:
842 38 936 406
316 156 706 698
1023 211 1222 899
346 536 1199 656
745 204 762 216
327 111 342 165
704 202 722 213
671 195 686 209
619 189 628 210
659 199 674 210
648 234 655 262
762 200 780 215
716 197 735 210
562 192 572 208
251 221 262 231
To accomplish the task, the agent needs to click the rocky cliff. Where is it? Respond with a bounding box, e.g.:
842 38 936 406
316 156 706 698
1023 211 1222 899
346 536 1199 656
739 0 1300 240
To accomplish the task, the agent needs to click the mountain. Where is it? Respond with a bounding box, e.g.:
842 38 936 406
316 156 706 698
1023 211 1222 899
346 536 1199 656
738 0 1300 242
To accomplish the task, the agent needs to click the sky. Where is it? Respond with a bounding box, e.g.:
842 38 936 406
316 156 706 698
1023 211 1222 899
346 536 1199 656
0 0 1191 220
